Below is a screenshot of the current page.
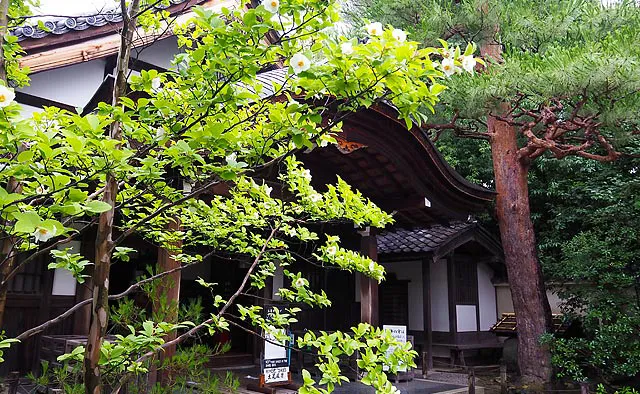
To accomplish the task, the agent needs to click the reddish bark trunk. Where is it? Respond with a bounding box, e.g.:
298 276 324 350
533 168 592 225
0 0 9 83
481 29 553 385
153 219 182 386
488 113 553 384
83 2 140 393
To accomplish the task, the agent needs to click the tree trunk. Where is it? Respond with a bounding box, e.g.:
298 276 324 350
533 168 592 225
83 1 140 393
0 0 9 82
481 24 553 385
153 219 182 386
0 0 19 329
488 113 553 385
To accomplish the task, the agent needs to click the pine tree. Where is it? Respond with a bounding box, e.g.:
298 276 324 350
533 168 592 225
349 0 640 385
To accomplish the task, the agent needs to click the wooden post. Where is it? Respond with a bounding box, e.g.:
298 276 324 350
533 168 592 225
6 371 19 394
500 364 507 394
447 253 458 367
467 367 475 394
580 382 590 394
359 227 378 326
421 257 433 374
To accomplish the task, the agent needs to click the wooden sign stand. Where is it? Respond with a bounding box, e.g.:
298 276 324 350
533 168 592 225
246 372 300 394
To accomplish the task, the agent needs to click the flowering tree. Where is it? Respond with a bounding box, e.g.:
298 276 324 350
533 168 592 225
0 0 479 392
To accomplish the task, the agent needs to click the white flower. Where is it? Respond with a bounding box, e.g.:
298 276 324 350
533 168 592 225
261 0 279 13
366 22 383 36
461 55 476 73
155 127 166 140
35 185 48 195
151 77 162 91
326 246 337 256
301 169 312 181
33 226 56 243
441 57 456 77
309 193 322 203
340 42 354 55
265 185 273 196
0 85 15 108
391 29 407 42
226 152 238 165
290 53 311 74
295 277 305 287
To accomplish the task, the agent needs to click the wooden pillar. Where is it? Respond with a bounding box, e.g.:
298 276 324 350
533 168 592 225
447 253 459 367
154 218 182 385
447 254 458 341
421 256 433 372
359 227 378 326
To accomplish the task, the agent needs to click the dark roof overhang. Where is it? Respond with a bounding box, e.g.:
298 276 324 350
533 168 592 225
301 102 495 227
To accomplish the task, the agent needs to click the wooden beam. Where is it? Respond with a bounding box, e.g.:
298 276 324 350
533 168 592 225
421 256 433 372
15 91 75 112
19 0 238 74
359 227 378 326
129 57 168 73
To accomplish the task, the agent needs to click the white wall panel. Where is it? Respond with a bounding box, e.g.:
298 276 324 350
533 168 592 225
430 259 449 332
477 262 497 331
456 305 478 332
133 36 181 70
20 59 107 108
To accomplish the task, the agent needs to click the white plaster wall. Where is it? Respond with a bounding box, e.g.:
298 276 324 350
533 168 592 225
382 261 424 331
456 305 478 332
52 240 81 296
20 59 107 108
430 259 449 332
477 262 497 331
496 283 564 315
133 36 181 70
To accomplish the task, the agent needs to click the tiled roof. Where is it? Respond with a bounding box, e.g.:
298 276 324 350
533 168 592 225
10 0 195 42
377 222 474 255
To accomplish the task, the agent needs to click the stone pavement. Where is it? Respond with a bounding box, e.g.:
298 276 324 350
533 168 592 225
233 368 467 394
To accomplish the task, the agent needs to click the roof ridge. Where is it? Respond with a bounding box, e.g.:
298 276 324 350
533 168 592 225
10 0 199 42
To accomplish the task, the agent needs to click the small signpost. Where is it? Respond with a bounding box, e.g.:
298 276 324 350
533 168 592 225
382 325 413 382
247 306 300 394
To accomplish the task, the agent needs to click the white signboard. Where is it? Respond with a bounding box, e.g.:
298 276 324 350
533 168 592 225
264 366 288 384
262 306 290 384
383 325 407 372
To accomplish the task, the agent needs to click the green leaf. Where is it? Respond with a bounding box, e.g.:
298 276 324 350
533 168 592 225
84 200 113 213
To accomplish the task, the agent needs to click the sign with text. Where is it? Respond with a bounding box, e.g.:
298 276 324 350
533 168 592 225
262 306 290 384
383 325 407 372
